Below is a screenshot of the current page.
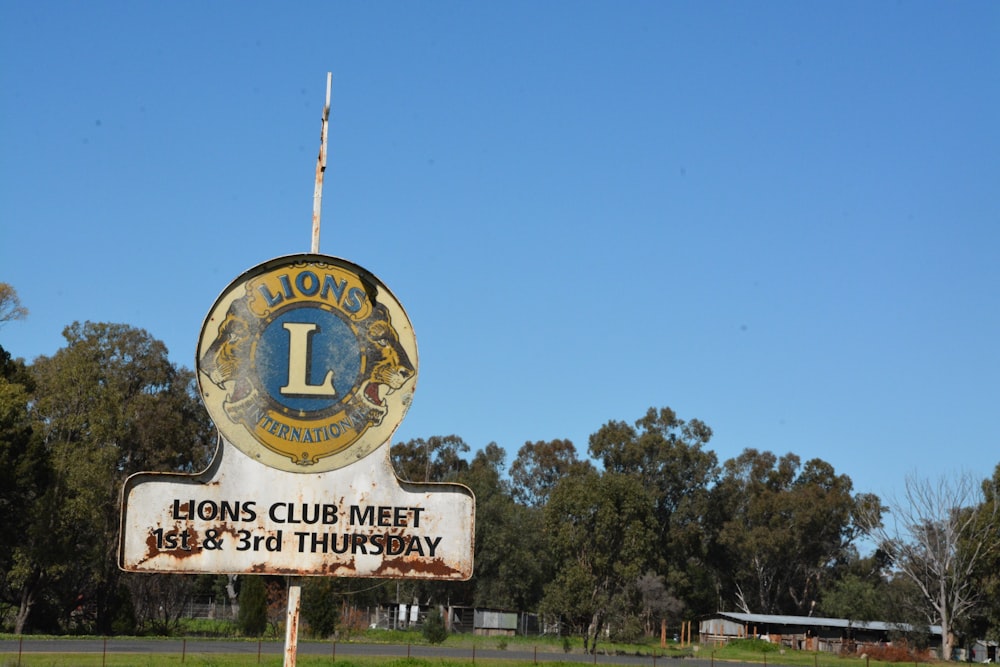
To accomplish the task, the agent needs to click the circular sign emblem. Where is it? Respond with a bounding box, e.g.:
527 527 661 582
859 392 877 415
196 254 417 472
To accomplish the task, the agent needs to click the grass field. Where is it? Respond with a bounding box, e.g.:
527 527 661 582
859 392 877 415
0 634 939 667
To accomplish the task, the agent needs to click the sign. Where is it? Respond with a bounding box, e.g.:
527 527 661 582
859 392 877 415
198 254 416 472
119 254 475 579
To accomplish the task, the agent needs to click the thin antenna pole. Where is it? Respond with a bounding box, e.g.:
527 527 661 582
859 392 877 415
285 77 332 667
311 72 332 254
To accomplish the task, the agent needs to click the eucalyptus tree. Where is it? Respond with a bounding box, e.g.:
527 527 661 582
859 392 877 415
962 464 1000 643
460 442 547 611
391 434 470 483
541 467 658 654
0 344 54 634
509 438 593 508
710 450 865 615
587 407 719 616
24 321 214 634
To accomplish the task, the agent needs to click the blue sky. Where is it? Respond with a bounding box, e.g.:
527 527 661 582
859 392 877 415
2 2 997 503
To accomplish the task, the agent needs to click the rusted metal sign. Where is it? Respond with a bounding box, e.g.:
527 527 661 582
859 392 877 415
119 254 475 579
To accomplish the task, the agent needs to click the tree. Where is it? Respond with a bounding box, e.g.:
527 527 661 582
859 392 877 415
818 548 893 622
963 464 1000 643
509 439 592 507
588 407 719 617
636 571 684 637
710 450 864 615
820 573 884 622
0 344 54 634
857 471 1000 659
391 435 469 482
301 578 339 638
541 468 657 654
19 322 214 633
589 407 718 560
0 283 28 326
461 443 547 611
238 576 268 637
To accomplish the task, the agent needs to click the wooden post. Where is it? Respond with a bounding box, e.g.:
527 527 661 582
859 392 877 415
661 618 667 648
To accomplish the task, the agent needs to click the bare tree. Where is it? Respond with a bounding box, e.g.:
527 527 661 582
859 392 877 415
858 472 1000 660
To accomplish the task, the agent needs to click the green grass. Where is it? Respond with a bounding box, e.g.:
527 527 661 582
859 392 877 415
0 656 601 667
0 632 944 667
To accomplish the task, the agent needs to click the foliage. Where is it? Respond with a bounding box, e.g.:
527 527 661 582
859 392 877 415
509 439 592 507
857 471 1000 659
301 578 339 638
819 573 884 622
237 576 267 637
636 571 683 636
3 323 999 650
391 435 470 483
959 463 1000 643
710 450 863 615
588 407 719 618
3 323 215 635
0 283 28 325
461 443 546 611
421 606 449 644
541 468 657 654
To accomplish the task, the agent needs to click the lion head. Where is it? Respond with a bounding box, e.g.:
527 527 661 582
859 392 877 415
199 297 259 423
355 303 415 426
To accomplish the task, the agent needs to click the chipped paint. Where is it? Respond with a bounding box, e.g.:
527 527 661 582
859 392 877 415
119 439 475 579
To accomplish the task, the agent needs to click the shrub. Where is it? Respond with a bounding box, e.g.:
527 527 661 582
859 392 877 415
301 579 338 638
237 576 267 637
422 607 448 644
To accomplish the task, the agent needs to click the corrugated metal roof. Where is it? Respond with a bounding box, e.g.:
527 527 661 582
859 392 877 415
710 612 942 636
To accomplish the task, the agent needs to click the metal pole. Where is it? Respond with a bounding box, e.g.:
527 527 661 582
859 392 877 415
283 75 332 667
284 577 302 667
311 72 332 254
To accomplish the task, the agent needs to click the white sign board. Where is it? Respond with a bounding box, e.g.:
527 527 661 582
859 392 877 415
119 254 475 579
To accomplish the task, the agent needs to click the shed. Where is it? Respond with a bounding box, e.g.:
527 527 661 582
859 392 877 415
474 609 518 636
699 612 942 656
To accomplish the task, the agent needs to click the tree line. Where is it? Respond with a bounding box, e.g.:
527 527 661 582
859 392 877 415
0 292 997 655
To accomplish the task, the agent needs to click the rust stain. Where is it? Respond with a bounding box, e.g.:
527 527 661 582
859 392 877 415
376 556 462 578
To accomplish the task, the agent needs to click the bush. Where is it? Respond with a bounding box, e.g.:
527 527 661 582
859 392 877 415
237 576 267 637
301 579 338 638
864 642 927 662
422 607 448 644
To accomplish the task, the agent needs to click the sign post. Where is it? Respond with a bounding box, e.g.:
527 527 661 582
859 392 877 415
119 77 474 667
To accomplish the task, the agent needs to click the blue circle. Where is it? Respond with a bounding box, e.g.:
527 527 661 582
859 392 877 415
256 307 361 413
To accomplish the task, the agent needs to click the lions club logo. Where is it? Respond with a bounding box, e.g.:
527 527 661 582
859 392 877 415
197 255 417 472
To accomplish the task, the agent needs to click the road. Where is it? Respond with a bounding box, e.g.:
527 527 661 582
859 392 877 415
0 637 716 666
